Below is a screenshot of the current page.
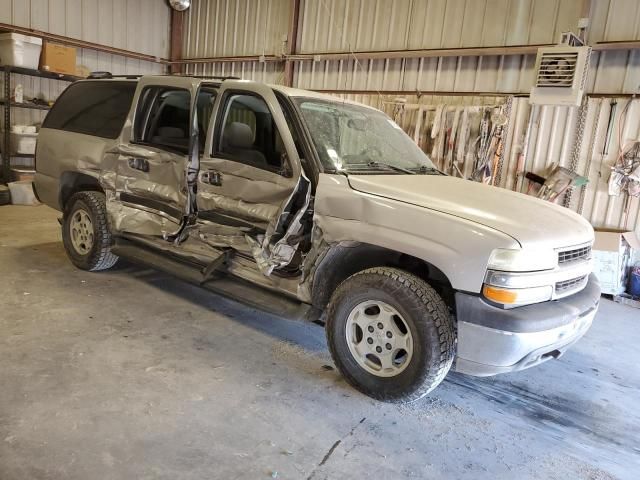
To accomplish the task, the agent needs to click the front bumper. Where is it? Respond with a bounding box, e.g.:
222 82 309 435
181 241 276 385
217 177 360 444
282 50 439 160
454 273 600 377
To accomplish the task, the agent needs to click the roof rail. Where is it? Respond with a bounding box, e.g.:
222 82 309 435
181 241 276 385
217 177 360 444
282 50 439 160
173 74 241 80
87 72 239 81
87 71 143 80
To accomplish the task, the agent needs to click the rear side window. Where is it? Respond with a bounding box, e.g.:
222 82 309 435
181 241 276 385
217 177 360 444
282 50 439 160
133 86 217 154
43 81 136 139
133 87 191 153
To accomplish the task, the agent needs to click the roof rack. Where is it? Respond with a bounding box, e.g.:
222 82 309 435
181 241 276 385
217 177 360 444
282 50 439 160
187 75 241 80
86 72 240 81
87 71 143 80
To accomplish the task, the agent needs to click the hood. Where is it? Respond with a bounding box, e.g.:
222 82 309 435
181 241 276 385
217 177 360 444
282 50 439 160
347 174 594 249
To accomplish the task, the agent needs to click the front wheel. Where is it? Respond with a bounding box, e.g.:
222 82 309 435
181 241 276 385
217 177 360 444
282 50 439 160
326 267 456 402
62 191 119 271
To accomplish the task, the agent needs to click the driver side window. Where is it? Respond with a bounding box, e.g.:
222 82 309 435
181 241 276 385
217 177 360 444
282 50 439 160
216 93 289 176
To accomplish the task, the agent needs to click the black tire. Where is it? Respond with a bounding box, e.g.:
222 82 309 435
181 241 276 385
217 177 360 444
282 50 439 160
326 267 456 403
0 185 10 205
62 191 119 271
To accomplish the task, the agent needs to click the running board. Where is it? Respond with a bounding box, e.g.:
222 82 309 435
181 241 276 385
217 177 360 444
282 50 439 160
111 238 314 322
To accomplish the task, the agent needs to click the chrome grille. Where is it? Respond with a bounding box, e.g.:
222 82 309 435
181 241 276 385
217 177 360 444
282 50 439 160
556 275 588 294
558 245 591 264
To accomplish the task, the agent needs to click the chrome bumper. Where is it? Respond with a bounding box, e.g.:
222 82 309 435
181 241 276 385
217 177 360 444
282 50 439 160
454 274 600 377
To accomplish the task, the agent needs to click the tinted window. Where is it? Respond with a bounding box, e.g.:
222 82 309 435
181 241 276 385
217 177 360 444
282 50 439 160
217 93 287 174
43 81 135 139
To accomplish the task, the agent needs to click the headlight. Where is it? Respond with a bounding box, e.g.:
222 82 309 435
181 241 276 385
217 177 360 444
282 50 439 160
488 248 557 272
483 268 555 307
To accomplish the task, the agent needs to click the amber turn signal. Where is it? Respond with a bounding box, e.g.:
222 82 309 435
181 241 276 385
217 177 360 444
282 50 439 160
483 285 518 304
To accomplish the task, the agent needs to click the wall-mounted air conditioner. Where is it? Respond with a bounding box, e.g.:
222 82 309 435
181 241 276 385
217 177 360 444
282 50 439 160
529 45 591 107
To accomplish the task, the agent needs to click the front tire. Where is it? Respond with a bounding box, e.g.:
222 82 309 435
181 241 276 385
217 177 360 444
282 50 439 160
326 267 455 402
62 191 119 271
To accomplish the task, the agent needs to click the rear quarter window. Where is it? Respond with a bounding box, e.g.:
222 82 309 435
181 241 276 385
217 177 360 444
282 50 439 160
42 81 136 139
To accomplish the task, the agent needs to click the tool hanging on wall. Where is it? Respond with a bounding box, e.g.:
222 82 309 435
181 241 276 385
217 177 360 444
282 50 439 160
604 98 639 226
525 165 588 203
471 108 491 182
609 142 640 195
381 98 507 181
453 107 470 177
599 100 617 180
492 96 513 187
489 111 508 186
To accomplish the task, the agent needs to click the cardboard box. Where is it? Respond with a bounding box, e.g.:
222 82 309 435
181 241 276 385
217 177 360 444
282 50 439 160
592 229 640 295
39 42 76 75
11 168 35 182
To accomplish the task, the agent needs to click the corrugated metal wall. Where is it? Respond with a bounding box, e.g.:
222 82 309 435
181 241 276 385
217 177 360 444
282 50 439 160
1 0 170 167
182 0 640 238
0 0 170 59
183 0 640 95
184 0 290 58
182 0 640 55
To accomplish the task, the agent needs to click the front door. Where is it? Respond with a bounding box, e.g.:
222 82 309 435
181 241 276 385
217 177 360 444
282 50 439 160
196 82 309 274
110 77 210 238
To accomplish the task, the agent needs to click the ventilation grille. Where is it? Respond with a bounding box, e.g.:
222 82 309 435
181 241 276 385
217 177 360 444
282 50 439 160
558 245 592 265
536 52 578 88
556 275 588 294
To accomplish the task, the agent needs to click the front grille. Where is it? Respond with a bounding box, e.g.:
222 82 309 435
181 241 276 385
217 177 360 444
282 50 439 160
556 275 588 294
558 245 591 265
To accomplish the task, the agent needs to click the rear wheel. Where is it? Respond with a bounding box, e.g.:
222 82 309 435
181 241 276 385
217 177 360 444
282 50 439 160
326 267 455 402
62 191 118 271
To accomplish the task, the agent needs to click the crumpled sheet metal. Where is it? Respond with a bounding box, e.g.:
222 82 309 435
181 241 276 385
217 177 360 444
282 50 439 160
297 225 331 302
107 194 180 237
114 146 186 209
246 173 312 276
197 190 279 223
199 231 252 253
196 158 297 221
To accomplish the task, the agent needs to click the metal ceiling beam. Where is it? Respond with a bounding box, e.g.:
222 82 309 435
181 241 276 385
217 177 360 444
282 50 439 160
173 40 640 66
283 0 301 87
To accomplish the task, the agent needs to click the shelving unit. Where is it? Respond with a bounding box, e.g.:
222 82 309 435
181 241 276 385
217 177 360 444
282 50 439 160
1 65 80 182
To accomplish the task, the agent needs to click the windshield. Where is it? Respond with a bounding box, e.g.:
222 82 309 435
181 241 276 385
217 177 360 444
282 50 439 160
294 97 437 174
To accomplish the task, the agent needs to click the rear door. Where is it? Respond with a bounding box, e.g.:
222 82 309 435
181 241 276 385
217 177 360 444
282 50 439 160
196 81 310 274
110 77 215 237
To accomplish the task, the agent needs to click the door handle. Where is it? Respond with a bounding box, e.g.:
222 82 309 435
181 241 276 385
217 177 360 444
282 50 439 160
127 157 150 172
201 170 222 186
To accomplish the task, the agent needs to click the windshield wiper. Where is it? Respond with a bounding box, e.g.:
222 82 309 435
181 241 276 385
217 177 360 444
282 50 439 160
411 165 444 175
367 160 416 175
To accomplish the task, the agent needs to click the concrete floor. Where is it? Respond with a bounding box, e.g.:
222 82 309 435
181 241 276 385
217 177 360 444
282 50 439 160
1 204 638 480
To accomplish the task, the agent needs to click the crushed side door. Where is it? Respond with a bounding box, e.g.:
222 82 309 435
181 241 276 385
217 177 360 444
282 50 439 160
108 76 203 239
196 81 311 275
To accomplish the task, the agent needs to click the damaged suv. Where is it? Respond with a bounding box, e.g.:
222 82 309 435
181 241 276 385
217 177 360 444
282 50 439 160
34 75 600 402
